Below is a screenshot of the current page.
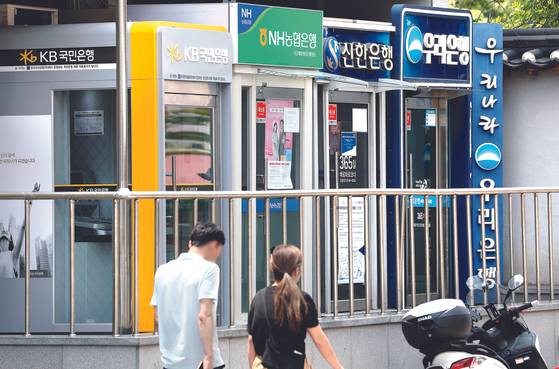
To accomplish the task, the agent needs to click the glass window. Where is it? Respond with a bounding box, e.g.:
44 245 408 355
163 98 215 262
53 89 120 326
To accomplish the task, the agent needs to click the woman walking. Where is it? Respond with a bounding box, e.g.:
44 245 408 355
247 244 345 369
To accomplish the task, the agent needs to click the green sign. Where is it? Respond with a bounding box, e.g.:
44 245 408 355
236 4 323 68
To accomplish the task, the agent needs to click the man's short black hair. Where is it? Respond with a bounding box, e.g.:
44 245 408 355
189 222 226 247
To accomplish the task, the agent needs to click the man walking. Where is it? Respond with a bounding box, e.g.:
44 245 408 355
151 222 226 369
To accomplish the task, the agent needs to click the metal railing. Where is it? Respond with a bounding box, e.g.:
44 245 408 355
2 186 559 336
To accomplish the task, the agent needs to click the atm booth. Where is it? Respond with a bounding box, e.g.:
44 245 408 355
317 18 416 313
0 21 233 333
130 3 324 321
388 5 504 305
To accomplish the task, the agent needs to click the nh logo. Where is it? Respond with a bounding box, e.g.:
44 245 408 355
241 8 252 18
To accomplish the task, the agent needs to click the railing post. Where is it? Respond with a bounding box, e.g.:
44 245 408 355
424 195 430 303
534 194 541 301
364 195 371 314
547 193 554 301
521 193 528 302
69 199 76 336
133 199 139 335
282 197 288 244
24 199 31 337
394 195 402 312
409 195 416 307
379 195 386 313
452 195 459 300
348 196 354 316
315 196 322 314
113 199 120 337
494 194 501 305
228 198 236 326
466 195 474 306
480 194 488 305
265 198 271 286
437 195 445 299
174 199 180 258
508 194 515 302
333 195 339 317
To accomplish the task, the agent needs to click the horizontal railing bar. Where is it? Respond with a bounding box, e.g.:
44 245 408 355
5 186 559 200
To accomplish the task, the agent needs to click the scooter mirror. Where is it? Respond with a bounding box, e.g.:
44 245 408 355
507 274 524 291
466 275 484 290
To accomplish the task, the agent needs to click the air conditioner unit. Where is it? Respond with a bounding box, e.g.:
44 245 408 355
0 3 58 26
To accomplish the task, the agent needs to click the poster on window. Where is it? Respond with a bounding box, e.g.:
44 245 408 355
265 99 294 189
267 160 293 190
337 196 365 284
0 116 53 278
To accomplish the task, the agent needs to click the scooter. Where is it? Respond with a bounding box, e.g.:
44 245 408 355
467 274 548 369
401 274 551 369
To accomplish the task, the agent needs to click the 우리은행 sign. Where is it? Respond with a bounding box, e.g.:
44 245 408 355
392 5 472 86
470 23 504 300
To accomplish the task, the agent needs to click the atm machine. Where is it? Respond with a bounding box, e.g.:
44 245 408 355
0 21 232 334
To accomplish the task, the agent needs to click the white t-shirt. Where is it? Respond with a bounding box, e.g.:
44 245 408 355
151 252 224 369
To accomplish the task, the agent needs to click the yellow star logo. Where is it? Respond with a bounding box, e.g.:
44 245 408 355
167 43 183 64
19 49 37 65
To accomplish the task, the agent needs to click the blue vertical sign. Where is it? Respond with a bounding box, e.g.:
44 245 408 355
471 23 504 300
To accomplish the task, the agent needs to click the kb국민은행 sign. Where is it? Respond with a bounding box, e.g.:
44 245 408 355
234 3 323 68
471 23 504 299
161 27 232 83
392 5 472 86
0 47 115 72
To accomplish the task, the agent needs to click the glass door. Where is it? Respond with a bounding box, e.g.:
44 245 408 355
328 92 369 312
163 94 215 261
404 96 448 302
242 86 303 312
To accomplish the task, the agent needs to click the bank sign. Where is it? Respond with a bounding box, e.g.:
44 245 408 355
233 3 323 68
323 28 392 81
391 5 472 86
471 23 504 299
161 27 232 83
0 46 115 72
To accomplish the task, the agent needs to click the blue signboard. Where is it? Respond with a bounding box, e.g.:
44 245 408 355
471 23 504 300
391 5 472 86
322 27 392 80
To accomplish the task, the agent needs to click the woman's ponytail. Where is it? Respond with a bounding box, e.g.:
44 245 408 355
271 245 307 333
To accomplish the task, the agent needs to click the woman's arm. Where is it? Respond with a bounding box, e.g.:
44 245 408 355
308 325 344 369
247 335 256 368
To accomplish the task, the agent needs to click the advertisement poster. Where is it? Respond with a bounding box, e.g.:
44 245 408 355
337 196 365 284
0 115 53 278
265 99 294 189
